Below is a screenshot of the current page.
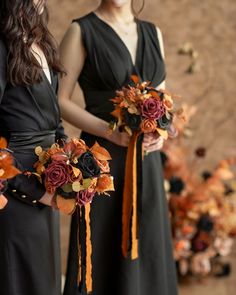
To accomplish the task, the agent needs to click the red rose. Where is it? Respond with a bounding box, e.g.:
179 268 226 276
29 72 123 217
44 161 75 191
141 98 165 120
76 190 96 207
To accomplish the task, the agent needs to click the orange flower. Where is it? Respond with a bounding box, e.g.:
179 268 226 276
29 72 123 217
140 119 157 133
96 175 114 194
163 94 174 111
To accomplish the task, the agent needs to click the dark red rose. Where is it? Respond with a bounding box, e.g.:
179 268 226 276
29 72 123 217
44 161 74 190
141 98 165 120
76 190 96 207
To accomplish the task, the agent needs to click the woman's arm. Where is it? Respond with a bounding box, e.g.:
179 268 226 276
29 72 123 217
58 23 130 147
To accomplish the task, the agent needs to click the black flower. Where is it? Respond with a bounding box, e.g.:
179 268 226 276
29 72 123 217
157 113 173 130
77 152 101 178
123 110 141 131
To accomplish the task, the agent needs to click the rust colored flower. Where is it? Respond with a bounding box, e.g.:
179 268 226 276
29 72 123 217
44 161 75 190
140 119 157 133
141 98 165 120
96 175 114 194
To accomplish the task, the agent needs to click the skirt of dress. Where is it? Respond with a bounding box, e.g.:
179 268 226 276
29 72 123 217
0 150 61 295
63 132 178 295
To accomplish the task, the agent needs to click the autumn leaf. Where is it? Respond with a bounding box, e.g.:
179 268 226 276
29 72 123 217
56 195 76 215
96 175 115 194
90 142 112 161
0 137 7 149
1 165 20 179
131 75 139 84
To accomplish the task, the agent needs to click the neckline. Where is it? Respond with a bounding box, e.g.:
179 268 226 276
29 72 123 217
92 12 140 68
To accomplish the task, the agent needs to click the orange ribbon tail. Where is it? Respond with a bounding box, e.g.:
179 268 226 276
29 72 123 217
122 131 141 259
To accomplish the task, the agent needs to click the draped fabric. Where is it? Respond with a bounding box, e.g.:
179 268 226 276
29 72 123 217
64 13 178 295
0 39 66 295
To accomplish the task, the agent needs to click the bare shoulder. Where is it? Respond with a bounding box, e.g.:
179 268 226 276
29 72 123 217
155 26 165 59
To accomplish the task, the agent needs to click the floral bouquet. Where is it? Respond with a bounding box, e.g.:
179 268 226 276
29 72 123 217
110 75 182 260
34 138 114 213
33 137 114 293
0 137 21 209
110 75 181 140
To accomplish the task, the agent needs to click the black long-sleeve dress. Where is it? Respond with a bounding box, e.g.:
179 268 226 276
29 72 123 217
0 39 66 295
64 13 178 295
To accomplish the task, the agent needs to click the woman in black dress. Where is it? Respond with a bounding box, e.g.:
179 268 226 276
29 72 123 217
0 0 66 294
59 0 178 294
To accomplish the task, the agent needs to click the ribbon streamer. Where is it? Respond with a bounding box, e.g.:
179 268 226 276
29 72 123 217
122 131 142 259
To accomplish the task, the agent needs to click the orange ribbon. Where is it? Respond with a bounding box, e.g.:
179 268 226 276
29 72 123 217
122 131 141 259
77 204 93 294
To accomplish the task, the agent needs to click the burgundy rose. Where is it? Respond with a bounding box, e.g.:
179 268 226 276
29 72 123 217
76 190 96 207
44 160 74 190
141 98 165 120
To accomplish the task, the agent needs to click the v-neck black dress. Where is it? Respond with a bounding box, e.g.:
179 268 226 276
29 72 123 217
64 13 178 295
0 39 66 295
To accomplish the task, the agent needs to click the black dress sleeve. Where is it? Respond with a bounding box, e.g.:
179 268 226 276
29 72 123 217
0 40 46 206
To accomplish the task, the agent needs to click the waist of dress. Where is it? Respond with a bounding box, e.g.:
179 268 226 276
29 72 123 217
8 130 56 151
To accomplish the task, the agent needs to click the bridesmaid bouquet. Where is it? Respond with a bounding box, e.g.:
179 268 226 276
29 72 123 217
110 75 180 140
109 75 182 261
33 137 114 293
0 137 21 209
34 138 114 213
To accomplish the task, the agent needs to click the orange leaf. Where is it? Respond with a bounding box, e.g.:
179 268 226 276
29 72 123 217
131 75 139 84
111 108 121 119
90 142 112 161
96 175 115 193
1 165 20 179
149 90 161 100
56 195 76 215
0 138 7 149
0 195 8 210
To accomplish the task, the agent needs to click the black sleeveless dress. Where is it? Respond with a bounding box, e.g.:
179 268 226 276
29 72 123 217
0 39 66 295
64 13 178 295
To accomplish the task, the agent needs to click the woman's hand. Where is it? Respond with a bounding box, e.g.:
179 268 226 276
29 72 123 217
143 132 164 154
106 129 131 147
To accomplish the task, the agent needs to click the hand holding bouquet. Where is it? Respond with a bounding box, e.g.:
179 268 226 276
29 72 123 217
0 137 21 209
34 138 114 214
33 137 114 293
109 76 181 260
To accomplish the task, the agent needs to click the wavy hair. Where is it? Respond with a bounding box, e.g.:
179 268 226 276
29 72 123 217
0 0 63 86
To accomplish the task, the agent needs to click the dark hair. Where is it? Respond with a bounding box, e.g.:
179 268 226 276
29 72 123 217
0 0 63 86
131 0 145 16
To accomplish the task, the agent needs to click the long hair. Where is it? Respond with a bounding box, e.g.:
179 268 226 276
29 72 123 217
0 0 63 86
131 0 145 16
